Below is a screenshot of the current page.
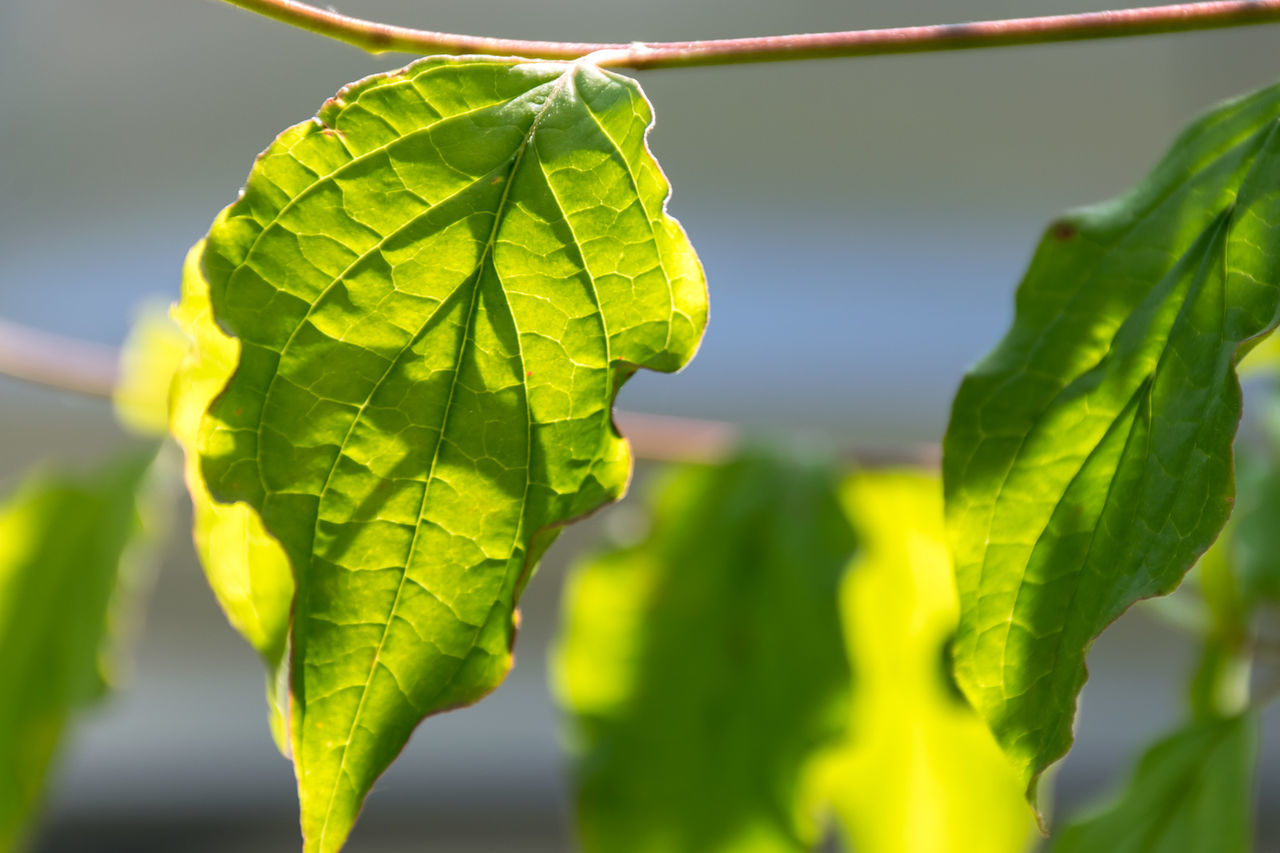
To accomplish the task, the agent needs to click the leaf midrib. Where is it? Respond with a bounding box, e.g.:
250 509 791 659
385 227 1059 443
310 70 570 852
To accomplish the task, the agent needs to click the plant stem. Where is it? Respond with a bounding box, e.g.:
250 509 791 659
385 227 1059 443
0 318 936 466
0 318 118 400
220 0 1280 68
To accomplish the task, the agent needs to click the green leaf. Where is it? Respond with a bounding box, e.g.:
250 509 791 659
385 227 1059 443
944 81 1280 803
113 304 190 438
821 471 1034 853
553 454 854 853
0 452 161 851
171 241 296 754
179 56 706 851
1221 393 1280 605
1049 714 1258 853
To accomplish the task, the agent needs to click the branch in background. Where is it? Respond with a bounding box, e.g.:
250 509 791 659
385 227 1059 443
615 410 941 468
0 318 937 468
0 319 118 400
220 0 1280 68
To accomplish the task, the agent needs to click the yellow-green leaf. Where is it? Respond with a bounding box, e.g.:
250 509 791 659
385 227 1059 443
178 56 706 851
820 471 1034 853
170 241 296 754
113 305 190 438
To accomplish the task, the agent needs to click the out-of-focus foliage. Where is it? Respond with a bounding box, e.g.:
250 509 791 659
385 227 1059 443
944 80 1280 805
113 304 190 437
556 459 1041 853
555 455 854 853
0 452 162 851
820 471 1033 853
1050 714 1258 853
1218 394 1280 606
178 55 707 851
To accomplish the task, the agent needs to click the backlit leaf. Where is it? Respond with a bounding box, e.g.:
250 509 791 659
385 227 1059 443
944 81 1280 803
1050 714 1257 853
179 56 706 851
171 241 296 754
0 452 160 851
554 455 854 853
821 471 1033 853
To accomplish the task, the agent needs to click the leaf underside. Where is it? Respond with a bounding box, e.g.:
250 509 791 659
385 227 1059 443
1049 715 1257 853
180 55 706 852
555 455 854 853
0 453 156 852
944 81 1280 804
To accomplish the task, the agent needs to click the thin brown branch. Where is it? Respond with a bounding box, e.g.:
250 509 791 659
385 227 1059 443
0 318 936 467
220 0 1280 68
0 318 118 399
615 410 940 468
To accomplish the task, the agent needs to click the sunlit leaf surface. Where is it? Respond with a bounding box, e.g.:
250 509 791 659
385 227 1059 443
822 471 1033 853
171 242 297 754
555 455 853 853
0 453 158 851
178 55 706 851
945 81 1280 802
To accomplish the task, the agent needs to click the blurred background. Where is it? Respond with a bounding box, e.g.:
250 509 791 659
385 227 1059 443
2 0 1278 849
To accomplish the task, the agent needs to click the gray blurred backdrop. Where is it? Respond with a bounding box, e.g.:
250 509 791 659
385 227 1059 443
2 0 1278 850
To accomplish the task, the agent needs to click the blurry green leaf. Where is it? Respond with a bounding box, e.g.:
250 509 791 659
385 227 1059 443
1185 528 1252 721
944 81 1280 804
113 304 190 437
1222 396 1280 605
0 451 160 851
1050 714 1258 853
179 56 706 851
171 241 296 754
554 455 854 853
821 471 1033 853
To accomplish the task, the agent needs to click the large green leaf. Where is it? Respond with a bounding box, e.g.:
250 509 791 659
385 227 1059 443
0 452 160 851
1049 714 1258 853
554 455 854 853
821 471 1033 853
944 81 1280 803
179 56 706 851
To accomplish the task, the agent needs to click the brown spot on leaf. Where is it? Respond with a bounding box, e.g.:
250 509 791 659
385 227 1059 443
1051 221 1078 241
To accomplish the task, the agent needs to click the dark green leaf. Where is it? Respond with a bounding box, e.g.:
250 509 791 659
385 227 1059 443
554 455 854 853
0 452 160 851
178 56 706 851
944 82 1280 803
1050 714 1258 853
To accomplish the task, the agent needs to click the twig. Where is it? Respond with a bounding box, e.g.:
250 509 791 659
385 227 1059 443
0 318 937 467
220 0 1280 68
0 318 118 400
